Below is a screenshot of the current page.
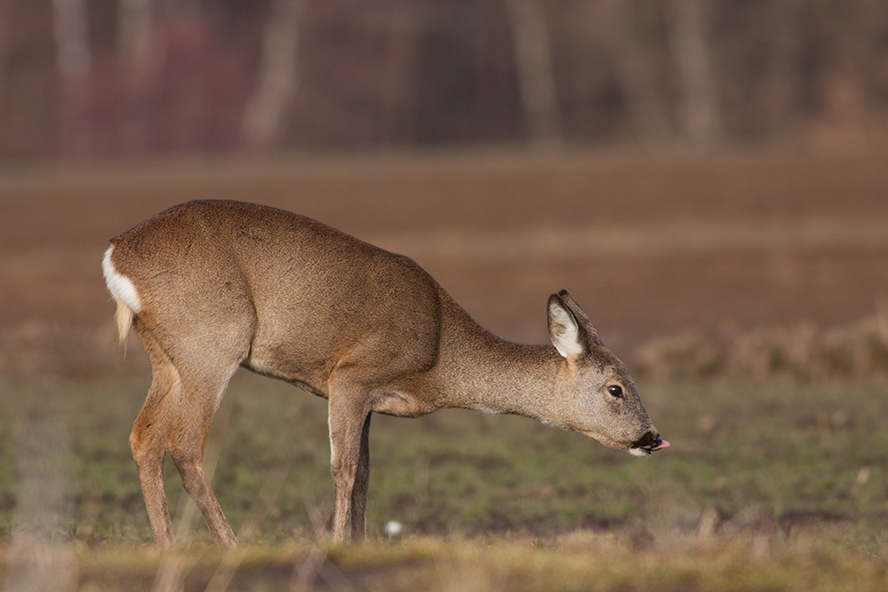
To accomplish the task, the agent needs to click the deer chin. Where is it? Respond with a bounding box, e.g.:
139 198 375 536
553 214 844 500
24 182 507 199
579 430 634 452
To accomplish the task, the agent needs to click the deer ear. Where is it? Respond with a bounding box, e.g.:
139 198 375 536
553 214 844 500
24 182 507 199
555 290 602 346
548 293 585 361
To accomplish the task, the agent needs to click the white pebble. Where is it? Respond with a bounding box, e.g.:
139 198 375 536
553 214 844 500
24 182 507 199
384 520 403 537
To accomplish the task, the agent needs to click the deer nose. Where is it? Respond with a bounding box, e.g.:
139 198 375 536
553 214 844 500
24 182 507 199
632 432 670 453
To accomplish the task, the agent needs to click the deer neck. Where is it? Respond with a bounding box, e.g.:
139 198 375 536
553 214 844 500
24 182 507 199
433 305 565 421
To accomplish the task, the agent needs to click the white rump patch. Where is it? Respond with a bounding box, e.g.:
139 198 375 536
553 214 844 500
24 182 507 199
102 245 141 313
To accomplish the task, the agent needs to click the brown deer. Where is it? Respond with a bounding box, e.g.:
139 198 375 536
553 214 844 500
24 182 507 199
102 200 669 547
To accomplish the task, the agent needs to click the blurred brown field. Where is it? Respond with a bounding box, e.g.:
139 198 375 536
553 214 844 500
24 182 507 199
2 149 887 353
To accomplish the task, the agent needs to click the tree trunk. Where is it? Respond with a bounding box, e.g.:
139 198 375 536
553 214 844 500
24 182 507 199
52 0 93 156
766 0 802 136
670 0 720 149
377 8 422 144
599 0 672 145
118 0 154 91
505 0 563 150
0 0 9 107
242 0 307 150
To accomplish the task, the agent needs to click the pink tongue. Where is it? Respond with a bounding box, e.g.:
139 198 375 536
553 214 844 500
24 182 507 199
652 440 671 451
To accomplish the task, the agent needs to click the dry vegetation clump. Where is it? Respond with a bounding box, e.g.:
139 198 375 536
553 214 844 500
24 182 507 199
4 527 885 592
632 316 888 383
0 322 130 384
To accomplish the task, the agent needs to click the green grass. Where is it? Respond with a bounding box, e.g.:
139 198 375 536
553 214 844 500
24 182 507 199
1 371 888 589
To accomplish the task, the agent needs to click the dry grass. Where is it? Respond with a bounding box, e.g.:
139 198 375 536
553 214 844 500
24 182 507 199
1 529 886 592
633 315 888 383
0 322 127 384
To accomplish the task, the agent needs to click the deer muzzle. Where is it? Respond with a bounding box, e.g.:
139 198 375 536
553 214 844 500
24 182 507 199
629 432 671 456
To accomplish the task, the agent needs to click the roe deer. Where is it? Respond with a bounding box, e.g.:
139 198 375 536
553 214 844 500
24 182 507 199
102 200 669 547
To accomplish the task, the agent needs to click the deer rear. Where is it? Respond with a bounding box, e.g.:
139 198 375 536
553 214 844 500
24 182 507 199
102 199 668 547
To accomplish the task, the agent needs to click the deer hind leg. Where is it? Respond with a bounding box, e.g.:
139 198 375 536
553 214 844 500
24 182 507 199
129 335 181 547
327 383 372 544
164 359 242 548
132 328 244 547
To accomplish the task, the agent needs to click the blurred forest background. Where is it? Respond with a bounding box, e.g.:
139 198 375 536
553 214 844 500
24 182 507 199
4 0 888 159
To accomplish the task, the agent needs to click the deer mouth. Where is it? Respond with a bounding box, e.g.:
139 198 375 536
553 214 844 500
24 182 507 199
629 432 671 457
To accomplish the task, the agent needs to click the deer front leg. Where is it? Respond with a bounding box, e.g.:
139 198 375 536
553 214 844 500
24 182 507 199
349 413 372 539
328 389 372 544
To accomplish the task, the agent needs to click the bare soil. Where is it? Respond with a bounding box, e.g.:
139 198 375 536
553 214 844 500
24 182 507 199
2 149 887 350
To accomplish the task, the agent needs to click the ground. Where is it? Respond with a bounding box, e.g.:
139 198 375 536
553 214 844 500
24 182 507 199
1 148 887 590
3 148 888 342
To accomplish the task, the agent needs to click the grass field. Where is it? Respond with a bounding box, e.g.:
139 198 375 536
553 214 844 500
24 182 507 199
1 374 888 590
1 149 888 590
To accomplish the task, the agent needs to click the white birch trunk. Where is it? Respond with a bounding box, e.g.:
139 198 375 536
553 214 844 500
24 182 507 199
52 0 93 156
242 0 307 150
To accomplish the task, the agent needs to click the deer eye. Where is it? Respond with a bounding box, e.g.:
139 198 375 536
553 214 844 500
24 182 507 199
607 385 623 398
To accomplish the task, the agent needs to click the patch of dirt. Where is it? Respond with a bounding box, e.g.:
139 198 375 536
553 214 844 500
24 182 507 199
2 150 888 350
